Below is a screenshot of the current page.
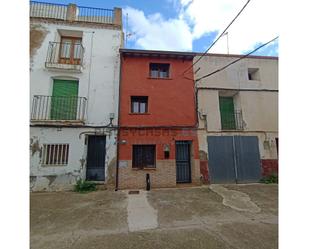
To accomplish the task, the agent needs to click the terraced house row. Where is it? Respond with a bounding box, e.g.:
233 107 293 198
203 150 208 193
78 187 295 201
30 1 278 191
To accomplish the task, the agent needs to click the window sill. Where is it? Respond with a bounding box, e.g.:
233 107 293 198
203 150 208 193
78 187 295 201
129 113 151 115
221 129 244 132
147 77 173 80
41 164 68 167
132 167 156 171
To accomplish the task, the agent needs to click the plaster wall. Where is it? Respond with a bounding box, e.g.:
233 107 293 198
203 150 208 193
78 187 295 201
195 55 278 162
198 90 278 131
30 127 117 191
30 20 122 125
30 20 122 191
194 55 278 90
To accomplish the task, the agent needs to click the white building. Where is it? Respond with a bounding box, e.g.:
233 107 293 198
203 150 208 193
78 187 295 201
30 1 123 191
194 54 278 183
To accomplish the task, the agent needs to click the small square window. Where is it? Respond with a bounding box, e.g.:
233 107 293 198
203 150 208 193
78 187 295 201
131 96 148 113
149 63 170 78
42 144 69 166
132 145 156 168
248 68 260 81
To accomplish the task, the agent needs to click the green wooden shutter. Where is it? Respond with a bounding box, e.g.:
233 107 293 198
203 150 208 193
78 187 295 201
219 97 236 130
51 80 78 120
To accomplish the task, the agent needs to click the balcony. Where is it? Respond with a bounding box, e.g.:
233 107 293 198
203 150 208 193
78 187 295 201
45 41 84 71
30 1 121 26
31 95 87 124
220 110 244 130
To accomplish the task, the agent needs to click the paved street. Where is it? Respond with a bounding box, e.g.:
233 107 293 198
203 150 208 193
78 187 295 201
30 184 278 249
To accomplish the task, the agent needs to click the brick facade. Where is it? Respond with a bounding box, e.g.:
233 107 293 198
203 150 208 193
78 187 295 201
119 160 176 189
261 159 278 176
118 50 200 189
118 128 201 189
118 159 201 190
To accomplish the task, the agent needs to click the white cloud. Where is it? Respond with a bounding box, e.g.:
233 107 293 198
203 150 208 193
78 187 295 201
124 7 192 51
124 0 279 54
181 0 279 54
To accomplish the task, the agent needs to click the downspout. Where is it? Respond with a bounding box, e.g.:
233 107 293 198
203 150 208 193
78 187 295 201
115 52 123 191
86 31 95 121
192 60 200 129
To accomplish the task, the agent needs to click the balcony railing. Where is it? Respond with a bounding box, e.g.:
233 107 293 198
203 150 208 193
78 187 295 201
221 110 244 130
30 1 115 24
76 5 114 23
30 1 67 20
45 42 84 70
31 95 87 122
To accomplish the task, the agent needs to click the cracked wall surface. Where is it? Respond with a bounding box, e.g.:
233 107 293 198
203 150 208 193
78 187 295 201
30 127 117 192
30 19 122 191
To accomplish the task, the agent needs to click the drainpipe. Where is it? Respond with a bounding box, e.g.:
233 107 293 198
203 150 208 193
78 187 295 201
115 52 123 191
86 31 95 122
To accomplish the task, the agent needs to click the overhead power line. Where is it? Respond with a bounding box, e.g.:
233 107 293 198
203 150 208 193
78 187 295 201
182 0 251 76
195 36 279 82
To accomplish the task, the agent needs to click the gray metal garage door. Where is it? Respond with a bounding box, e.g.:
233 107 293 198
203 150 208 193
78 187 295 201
207 136 236 183
207 136 261 184
234 136 261 183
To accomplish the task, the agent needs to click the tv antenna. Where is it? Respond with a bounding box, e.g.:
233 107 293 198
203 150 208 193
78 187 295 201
125 13 135 47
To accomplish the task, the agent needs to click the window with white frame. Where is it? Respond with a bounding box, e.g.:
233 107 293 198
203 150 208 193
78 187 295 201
149 63 170 78
41 144 69 166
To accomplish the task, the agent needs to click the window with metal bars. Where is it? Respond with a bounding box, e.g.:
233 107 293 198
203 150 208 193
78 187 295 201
41 144 69 166
132 145 156 168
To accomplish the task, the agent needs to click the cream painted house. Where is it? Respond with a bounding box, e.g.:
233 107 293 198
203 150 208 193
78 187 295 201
194 54 278 183
30 1 123 191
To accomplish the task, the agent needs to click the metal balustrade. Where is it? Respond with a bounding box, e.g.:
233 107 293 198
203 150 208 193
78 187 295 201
76 5 114 23
30 1 115 24
221 110 244 130
31 95 87 122
30 1 67 20
45 41 84 70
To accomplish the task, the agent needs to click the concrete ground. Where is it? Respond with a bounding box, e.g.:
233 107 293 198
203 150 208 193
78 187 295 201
30 184 278 249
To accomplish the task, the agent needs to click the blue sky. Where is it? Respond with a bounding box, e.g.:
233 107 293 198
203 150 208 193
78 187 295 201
33 0 278 56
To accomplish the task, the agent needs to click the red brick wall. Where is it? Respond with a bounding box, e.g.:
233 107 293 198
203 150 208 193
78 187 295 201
261 159 278 176
118 54 198 188
119 128 199 160
118 128 200 189
119 56 196 126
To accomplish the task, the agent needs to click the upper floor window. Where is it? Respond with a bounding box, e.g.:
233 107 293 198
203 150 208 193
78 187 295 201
149 63 170 78
248 68 260 81
131 96 148 113
59 36 83 65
